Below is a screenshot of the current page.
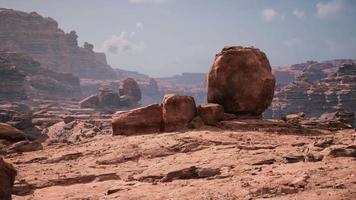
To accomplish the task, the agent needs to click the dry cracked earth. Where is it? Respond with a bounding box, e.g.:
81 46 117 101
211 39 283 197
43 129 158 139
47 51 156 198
5 120 356 200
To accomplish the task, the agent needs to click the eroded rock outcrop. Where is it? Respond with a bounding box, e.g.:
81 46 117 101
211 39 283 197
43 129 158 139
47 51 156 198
207 46 276 116
0 157 17 200
0 8 116 79
0 51 81 98
119 78 142 106
266 61 356 125
0 55 27 100
0 123 27 142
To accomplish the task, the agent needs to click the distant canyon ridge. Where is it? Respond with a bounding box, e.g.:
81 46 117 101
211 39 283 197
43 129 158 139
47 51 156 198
0 8 355 119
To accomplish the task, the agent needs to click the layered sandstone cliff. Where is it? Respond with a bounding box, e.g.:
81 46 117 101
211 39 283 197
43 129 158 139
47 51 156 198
0 8 116 80
265 60 356 119
0 51 81 99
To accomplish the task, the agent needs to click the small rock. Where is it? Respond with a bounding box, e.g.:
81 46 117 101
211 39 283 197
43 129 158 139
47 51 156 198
197 103 224 126
252 158 276 165
9 141 43 153
63 121 77 130
289 174 310 188
188 116 204 129
63 116 75 124
283 155 305 163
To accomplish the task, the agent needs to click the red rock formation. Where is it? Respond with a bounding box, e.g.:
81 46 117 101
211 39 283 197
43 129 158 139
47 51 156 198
119 78 142 104
265 60 356 122
112 104 163 135
162 94 196 132
197 103 224 126
207 46 276 116
0 8 116 79
0 157 17 200
0 51 81 98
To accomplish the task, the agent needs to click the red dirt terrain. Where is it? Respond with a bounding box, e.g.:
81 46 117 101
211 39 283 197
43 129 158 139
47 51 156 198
5 120 356 200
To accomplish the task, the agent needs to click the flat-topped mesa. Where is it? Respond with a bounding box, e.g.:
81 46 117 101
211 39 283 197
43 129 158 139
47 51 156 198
0 8 116 80
207 46 276 116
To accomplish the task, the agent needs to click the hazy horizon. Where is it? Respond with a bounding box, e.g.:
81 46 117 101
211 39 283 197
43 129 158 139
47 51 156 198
1 0 356 77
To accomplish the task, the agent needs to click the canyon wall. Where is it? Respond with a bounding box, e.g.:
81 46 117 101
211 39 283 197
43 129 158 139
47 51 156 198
264 60 356 119
0 51 81 99
0 8 116 80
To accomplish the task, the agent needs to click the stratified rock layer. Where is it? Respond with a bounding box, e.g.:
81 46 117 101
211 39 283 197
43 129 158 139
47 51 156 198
0 51 81 98
207 46 276 115
0 8 116 79
266 60 356 125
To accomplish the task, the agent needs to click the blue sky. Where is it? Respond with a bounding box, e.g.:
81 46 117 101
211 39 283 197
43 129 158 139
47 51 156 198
1 0 356 77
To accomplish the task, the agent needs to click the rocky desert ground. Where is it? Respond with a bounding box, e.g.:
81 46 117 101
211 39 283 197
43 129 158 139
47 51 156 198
4 116 356 200
0 7 355 200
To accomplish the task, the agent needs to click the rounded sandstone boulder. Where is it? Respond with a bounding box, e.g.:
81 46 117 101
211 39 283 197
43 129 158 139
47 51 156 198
207 46 275 115
119 78 142 103
197 103 224 126
162 94 196 132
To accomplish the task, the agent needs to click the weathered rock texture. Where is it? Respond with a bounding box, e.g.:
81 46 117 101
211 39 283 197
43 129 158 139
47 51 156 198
207 46 276 116
112 104 162 135
0 54 27 100
0 123 26 143
265 60 356 125
0 157 17 200
0 8 116 79
162 94 196 132
119 78 142 105
0 51 81 98
197 103 224 126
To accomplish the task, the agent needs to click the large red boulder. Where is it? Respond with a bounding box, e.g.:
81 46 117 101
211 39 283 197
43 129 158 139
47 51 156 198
0 157 17 200
207 46 275 115
112 104 162 135
162 94 196 132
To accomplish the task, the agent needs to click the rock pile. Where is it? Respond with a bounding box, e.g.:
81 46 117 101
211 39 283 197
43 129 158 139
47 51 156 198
112 94 232 135
80 78 142 109
207 46 275 116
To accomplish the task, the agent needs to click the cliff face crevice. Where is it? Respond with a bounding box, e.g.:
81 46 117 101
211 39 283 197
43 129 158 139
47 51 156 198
0 8 116 80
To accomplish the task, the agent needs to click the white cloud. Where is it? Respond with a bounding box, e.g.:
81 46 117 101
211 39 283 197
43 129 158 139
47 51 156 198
284 38 301 48
316 0 343 18
136 22 143 30
262 8 279 22
293 9 305 18
101 32 144 54
128 0 166 4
